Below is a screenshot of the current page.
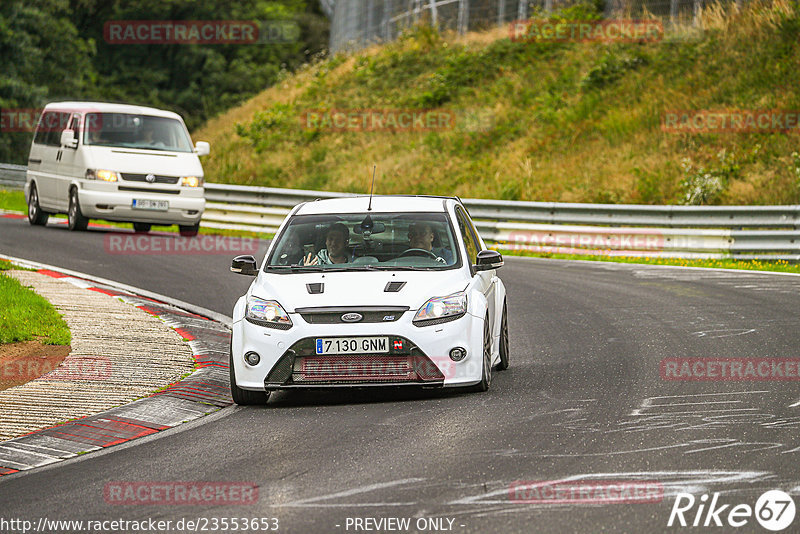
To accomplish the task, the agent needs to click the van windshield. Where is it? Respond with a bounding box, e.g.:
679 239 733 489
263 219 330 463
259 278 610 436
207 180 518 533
83 113 193 152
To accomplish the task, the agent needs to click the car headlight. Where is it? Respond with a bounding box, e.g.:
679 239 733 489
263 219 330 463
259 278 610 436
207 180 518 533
413 292 467 326
85 169 119 182
180 176 202 187
245 296 292 329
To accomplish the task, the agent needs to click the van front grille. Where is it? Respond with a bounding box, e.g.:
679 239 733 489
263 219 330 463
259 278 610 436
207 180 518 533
121 173 180 184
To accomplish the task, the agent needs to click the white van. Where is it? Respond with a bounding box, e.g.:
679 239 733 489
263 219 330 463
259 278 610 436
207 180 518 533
25 102 208 236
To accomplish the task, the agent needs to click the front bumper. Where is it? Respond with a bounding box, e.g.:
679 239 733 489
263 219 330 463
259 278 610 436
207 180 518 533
78 182 204 224
231 308 485 391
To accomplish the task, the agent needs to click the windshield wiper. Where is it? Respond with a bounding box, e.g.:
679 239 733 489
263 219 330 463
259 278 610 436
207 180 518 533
367 265 438 271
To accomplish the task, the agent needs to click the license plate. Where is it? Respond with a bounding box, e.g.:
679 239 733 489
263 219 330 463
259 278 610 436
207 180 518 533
315 336 389 355
132 199 168 211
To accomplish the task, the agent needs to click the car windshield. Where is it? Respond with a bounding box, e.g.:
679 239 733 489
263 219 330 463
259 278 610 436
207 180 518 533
266 212 461 271
83 113 193 152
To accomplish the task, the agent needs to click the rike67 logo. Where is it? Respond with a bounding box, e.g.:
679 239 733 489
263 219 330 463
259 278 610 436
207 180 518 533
668 490 796 531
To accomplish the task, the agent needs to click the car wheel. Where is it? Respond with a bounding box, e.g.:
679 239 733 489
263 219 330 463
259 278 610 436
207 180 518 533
68 188 89 231
471 314 492 392
27 184 49 226
229 344 270 405
133 222 152 233
496 300 510 371
179 223 200 237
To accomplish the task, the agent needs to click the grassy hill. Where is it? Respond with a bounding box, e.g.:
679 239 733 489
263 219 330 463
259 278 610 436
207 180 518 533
193 0 800 205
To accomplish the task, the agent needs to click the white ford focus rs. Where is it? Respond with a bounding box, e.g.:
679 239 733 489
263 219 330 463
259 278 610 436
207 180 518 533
229 195 509 404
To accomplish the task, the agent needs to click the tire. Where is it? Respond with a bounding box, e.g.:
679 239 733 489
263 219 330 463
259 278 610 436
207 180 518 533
27 184 49 226
68 188 89 231
133 222 152 233
229 344 270 405
496 300 510 371
471 314 492 392
179 223 200 237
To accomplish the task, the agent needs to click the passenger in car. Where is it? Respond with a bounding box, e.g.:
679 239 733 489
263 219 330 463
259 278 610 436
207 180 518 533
407 222 454 264
304 223 351 265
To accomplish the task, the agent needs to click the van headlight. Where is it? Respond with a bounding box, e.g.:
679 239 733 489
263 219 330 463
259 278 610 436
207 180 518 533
86 169 119 182
180 176 202 187
413 292 467 326
245 296 292 329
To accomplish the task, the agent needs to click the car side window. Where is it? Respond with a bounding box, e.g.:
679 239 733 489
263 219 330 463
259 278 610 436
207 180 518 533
455 207 478 265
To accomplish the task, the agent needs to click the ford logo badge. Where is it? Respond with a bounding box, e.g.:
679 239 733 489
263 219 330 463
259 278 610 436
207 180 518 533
145 173 156 183
341 313 363 323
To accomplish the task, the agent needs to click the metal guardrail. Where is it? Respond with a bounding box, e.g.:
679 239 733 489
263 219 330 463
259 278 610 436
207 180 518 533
202 183 800 260
0 164 26 190
4 166 799 260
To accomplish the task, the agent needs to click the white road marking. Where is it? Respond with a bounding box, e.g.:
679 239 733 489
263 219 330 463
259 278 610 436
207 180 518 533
284 478 425 507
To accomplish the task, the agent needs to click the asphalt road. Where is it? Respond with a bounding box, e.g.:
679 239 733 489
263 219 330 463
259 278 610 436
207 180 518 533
1 215 800 533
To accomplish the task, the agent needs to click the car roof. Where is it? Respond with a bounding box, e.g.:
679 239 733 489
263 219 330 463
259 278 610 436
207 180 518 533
43 102 183 120
293 195 458 216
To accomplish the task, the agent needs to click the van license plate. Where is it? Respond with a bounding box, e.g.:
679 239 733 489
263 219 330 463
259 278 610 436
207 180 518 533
132 199 168 211
315 337 389 355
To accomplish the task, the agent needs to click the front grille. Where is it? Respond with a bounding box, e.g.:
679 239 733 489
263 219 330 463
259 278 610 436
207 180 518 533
297 306 409 324
264 336 445 387
294 355 415 383
121 173 180 184
118 186 181 195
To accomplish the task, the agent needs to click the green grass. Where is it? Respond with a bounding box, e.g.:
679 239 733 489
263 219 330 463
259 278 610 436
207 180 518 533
194 0 800 205
0 189 26 212
498 248 800 273
0 272 71 345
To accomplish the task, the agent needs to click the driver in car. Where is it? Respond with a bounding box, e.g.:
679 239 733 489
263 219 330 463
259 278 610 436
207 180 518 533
303 223 351 265
407 222 453 264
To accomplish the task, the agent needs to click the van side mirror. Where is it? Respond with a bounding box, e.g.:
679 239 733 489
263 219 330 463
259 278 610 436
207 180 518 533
195 141 210 156
473 250 503 271
231 255 258 276
60 130 78 149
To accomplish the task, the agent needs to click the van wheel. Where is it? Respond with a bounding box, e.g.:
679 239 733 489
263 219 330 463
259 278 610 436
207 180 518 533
133 223 151 233
68 188 88 231
179 223 199 237
27 184 49 226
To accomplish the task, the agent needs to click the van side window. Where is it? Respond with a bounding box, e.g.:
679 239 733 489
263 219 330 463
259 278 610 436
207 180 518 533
455 207 479 264
69 115 80 137
34 112 69 146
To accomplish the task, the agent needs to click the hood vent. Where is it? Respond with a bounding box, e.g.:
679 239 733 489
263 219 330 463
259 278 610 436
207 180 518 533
384 281 406 293
306 283 324 294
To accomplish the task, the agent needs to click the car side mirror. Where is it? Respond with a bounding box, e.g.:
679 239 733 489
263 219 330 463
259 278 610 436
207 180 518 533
195 141 210 156
60 130 78 149
473 250 503 271
231 255 258 276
